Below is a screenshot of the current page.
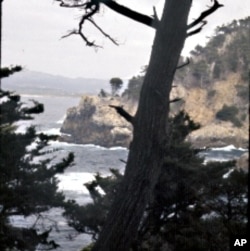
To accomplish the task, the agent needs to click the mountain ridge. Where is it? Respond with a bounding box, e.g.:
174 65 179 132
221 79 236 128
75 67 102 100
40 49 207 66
1 70 109 96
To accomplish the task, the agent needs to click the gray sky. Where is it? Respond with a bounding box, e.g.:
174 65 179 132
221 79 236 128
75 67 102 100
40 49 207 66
2 0 250 79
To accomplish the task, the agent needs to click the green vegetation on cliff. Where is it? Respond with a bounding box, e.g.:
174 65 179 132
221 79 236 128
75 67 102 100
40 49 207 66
121 17 249 135
124 17 250 100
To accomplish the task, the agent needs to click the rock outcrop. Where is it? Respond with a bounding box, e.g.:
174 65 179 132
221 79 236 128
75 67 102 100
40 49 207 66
180 74 249 148
236 152 249 173
60 95 135 147
60 81 249 148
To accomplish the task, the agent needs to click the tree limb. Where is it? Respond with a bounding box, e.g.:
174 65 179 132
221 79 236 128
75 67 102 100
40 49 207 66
100 0 158 29
187 21 207 37
61 29 99 47
55 0 87 8
109 105 133 124
169 98 182 103
152 6 159 23
188 0 223 29
88 18 119 45
60 2 102 47
119 159 127 164
58 0 160 47
177 58 190 69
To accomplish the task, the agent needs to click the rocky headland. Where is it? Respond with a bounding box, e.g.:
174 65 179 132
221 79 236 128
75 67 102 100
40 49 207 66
60 18 249 149
60 95 135 147
60 74 248 149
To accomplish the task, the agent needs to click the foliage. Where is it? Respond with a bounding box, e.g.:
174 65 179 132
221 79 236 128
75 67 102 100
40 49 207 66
213 60 222 79
216 104 242 127
190 59 210 86
63 110 247 251
0 67 74 251
153 160 247 251
186 17 250 83
207 89 216 99
127 18 250 98
122 75 144 101
109 77 123 96
98 88 108 98
82 243 94 251
235 84 249 102
0 65 22 78
63 169 122 240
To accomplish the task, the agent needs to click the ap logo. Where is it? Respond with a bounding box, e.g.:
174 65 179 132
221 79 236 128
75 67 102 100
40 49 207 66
234 239 247 247
231 238 248 250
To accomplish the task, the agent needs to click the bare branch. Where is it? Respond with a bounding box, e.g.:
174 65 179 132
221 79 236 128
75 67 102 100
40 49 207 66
58 1 118 46
177 58 190 69
109 105 133 124
55 0 87 8
57 0 159 47
188 0 223 29
60 2 103 47
152 6 159 22
187 21 207 37
119 159 127 164
169 98 182 103
88 19 119 46
61 30 76 39
100 0 158 29
61 29 100 47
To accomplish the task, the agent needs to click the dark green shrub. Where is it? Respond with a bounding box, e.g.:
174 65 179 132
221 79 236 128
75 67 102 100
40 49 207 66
82 243 94 251
191 60 209 79
236 84 249 102
207 89 216 99
216 105 242 127
213 61 222 79
240 113 247 121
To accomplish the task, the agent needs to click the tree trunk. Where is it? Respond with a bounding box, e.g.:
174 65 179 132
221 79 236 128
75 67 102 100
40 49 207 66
0 0 3 88
92 1 192 250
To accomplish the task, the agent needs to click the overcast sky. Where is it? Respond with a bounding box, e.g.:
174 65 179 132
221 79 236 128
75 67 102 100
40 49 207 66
2 0 250 79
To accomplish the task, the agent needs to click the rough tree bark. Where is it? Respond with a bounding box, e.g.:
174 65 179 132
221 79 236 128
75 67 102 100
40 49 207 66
92 1 192 251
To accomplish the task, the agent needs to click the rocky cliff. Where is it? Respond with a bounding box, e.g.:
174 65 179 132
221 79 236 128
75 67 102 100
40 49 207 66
60 95 136 147
60 18 249 148
60 73 248 148
174 73 249 148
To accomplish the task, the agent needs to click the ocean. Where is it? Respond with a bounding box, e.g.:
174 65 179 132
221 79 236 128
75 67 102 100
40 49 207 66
10 94 248 251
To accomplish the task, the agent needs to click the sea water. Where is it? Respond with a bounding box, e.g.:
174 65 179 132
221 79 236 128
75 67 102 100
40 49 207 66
9 94 248 251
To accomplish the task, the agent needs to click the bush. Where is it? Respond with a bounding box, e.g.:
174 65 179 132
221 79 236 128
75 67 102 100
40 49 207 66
216 105 242 127
236 84 249 102
207 89 216 99
82 243 94 251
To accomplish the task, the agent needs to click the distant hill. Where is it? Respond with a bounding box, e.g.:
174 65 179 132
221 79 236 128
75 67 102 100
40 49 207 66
1 70 109 96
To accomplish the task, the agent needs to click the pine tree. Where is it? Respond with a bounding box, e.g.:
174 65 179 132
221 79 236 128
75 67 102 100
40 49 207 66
109 77 123 96
0 67 74 251
63 110 247 251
